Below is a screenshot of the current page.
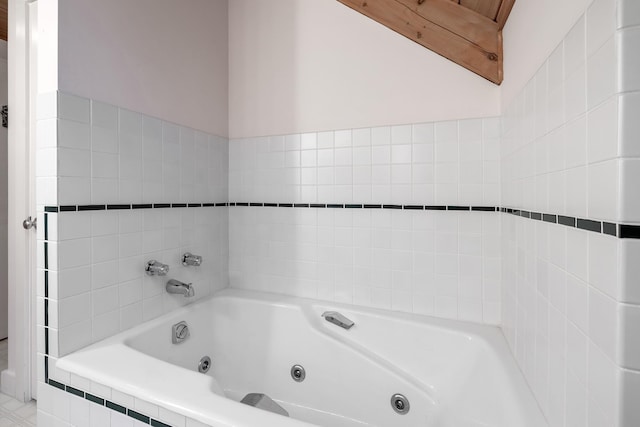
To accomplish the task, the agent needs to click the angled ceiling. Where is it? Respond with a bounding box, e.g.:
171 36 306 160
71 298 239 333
337 0 515 84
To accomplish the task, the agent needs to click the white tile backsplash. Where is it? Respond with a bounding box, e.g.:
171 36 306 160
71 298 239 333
228 118 502 325
37 92 230 358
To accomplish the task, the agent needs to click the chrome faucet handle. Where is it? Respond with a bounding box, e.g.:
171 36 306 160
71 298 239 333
145 260 170 276
182 252 203 267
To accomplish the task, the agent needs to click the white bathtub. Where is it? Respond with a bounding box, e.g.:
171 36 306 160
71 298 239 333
57 289 547 427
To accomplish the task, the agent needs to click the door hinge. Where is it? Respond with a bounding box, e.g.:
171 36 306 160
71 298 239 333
1 105 7 128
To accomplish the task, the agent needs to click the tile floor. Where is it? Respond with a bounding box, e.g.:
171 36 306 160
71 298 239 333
0 340 37 426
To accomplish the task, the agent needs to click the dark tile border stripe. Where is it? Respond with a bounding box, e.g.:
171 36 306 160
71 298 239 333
43 202 640 239
577 219 601 233
44 376 178 426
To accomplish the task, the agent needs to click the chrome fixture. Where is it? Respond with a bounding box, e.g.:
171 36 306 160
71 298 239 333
241 393 289 417
198 356 211 373
322 311 354 330
172 321 190 344
290 364 306 382
166 279 195 297
22 216 37 230
391 394 410 415
145 260 169 276
182 252 203 267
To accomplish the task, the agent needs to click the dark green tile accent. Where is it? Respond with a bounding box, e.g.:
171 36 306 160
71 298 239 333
151 419 173 427
65 386 85 398
127 409 150 423
78 205 106 211
603 222 617 236
558 215 576 227
577 218 601 233
106 401 127 414
85 393 105 405
48 379 65 390
619 225 640 239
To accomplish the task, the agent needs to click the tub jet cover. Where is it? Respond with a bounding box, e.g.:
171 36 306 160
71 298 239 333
240 393 289 417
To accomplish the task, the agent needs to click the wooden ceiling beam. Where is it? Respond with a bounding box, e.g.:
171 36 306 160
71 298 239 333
0 0 7 41
496 0 516 30
459 0 502 21
338 0 505 84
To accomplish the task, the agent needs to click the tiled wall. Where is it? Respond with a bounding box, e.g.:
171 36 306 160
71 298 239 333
501 0 640 425
34 92 229 363
228 119 503 324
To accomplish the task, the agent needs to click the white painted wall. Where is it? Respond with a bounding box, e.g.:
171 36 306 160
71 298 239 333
0 41 7 340
57 0 229 137
501 0 594 107
228 0 501 139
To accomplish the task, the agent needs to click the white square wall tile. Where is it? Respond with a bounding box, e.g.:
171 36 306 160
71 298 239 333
618 27 640 93
620 368 640 426
586 37 617 110
58 93 90 123
587 159 618 222
91 101 118 130
619 92 640 158
588 289 618 360
586 0 616 56
618 304 640 370
619 159 640 223
620 239 640 304
618 0 640 29
58 119 90 150
587 97 618 163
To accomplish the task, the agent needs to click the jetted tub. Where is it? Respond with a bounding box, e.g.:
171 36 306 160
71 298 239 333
57 289 547 427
